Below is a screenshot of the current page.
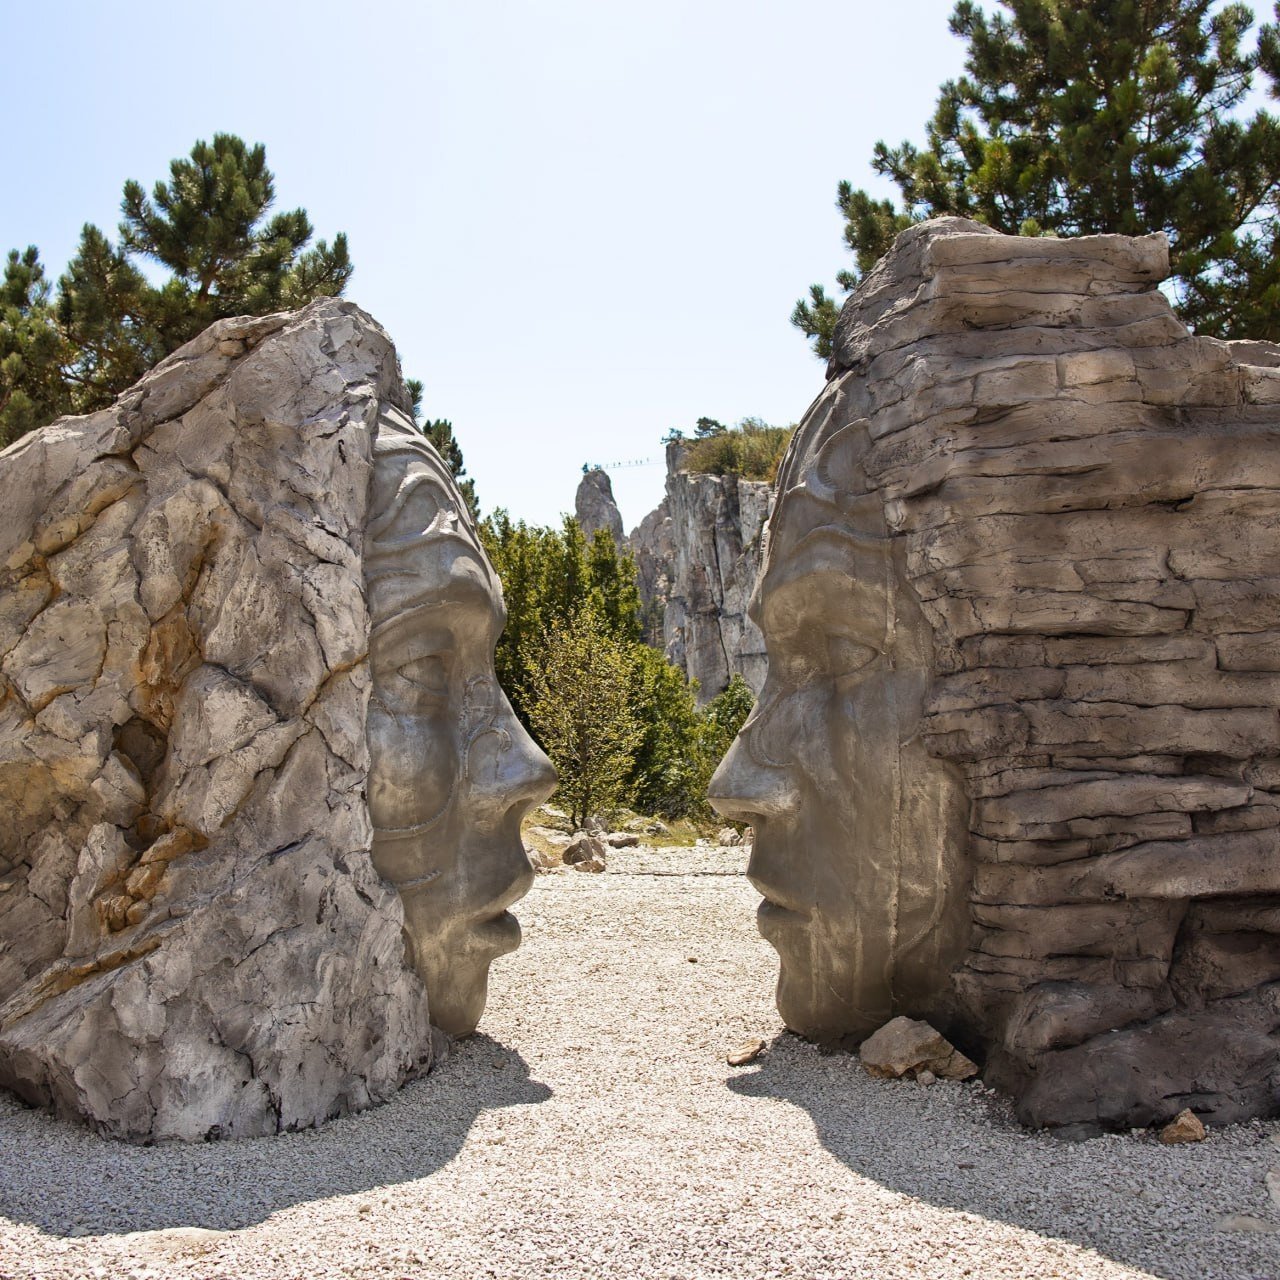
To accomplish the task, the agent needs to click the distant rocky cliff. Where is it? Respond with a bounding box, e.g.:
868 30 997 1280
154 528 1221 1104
574 468 624 545
573 443 771 703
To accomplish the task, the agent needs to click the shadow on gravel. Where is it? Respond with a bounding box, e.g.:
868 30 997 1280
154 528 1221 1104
727 1032 1280 1280
0 1035 549 1238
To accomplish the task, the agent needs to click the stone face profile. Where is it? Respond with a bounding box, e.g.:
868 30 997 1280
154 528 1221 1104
711 217 1280 1131
0 298 552 1140
366 415 556 1036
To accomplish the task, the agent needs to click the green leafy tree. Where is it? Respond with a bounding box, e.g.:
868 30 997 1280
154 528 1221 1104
627 645 706 818
524 604 643 829
482 514 643 726
700 674 756 771
2 133 352 442
585 529 643 642
794 0 1280 353
482 507 754 822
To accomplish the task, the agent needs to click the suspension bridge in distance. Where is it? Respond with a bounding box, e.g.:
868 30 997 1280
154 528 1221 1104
582 456 663 473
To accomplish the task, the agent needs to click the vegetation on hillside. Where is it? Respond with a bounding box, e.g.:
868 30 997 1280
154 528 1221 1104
794 0 1280 355
482 512 753 823
674 416 794 482
2 133 351 447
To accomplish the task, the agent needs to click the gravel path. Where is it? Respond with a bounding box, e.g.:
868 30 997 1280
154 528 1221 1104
2 847 1279 1280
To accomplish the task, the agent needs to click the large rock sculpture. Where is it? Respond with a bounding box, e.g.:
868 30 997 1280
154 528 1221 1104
710 217 1280 1133
0 299 553 1141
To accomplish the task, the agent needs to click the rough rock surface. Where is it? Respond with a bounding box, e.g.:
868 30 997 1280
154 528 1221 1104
1160 1109 1208 1144
0 300 439 1141
562 832 607 870
629 441 770 702
713 216 1280 1132
574 468 624 546
859 1017 979 1081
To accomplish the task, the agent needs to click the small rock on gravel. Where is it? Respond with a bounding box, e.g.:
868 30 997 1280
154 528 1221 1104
1216 1213 1274 1233
563 832 607 868
1159 1109 1208 1144
859 1016 978 1081
727 1039 765 1067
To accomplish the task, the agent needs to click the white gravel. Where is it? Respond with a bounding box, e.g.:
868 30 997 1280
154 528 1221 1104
2 845 1279 1280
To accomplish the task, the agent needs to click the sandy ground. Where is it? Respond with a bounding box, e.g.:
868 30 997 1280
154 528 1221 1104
2 846 1279 1280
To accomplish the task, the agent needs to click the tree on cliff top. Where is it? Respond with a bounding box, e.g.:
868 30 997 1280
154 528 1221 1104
793 0 1280 354
2 134 351 446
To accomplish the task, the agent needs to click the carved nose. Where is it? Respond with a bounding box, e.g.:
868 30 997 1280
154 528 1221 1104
707 737 800 821
508 719 557 810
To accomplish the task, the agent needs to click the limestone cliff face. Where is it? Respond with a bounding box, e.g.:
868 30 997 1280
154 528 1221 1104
630 442 770 703
574 468 625 546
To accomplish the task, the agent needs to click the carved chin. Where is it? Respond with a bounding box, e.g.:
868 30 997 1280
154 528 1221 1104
404 908 523 1038
762 910 894 1046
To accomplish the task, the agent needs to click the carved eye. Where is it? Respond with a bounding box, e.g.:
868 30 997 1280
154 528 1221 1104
397 654 449 697
828 635 878 679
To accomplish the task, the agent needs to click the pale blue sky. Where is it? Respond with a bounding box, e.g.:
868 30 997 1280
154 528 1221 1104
3 0 965 529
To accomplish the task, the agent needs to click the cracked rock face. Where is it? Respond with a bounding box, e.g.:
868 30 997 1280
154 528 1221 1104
710 217 1280 1132
0 299 549 1141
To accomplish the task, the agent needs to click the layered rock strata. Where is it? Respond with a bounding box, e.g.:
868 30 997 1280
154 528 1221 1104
631 441 770 702
713 217 1280 1132
0 301 441 1140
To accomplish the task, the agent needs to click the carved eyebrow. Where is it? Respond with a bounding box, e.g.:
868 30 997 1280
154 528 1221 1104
753 524 892 614
369 584 503 647
366 469 449 546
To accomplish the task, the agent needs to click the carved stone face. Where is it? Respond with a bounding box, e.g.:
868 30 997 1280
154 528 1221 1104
708 416 969 1045
365 410 555 1037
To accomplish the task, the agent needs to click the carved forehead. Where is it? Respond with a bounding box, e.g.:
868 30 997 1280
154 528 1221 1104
759 415 892 600
366 407 499 625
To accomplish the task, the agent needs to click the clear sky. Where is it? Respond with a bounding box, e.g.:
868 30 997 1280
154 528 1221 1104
3 0 966 530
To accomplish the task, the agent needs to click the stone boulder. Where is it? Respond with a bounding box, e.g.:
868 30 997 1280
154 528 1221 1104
859 1017 978 1081
630 440 770 703
0 300 447 1141
563 832 607 872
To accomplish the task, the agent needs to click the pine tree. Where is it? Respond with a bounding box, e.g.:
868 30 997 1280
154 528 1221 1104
1 134 352 442
794 0 1280 353
118 133 350 344
0 248 70 447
